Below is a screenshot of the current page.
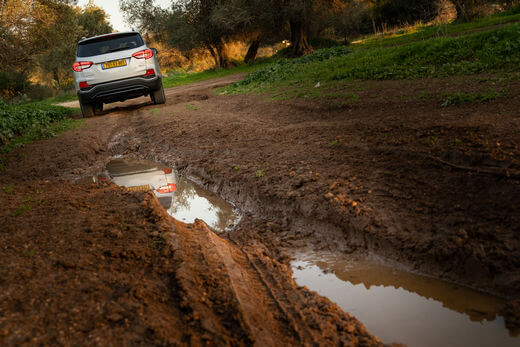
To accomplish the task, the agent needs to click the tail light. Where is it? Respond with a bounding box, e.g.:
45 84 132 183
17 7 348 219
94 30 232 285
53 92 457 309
162 168 172 174
144 69 155 77
132 49 153 59
157 183 176 194
72 61 93 72
79 81 91 89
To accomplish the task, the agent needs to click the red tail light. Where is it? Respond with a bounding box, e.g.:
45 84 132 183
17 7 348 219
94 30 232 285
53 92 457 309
157 183 176 194
132 49 153 59
79 81 91 89
72 61 93 72
144 69 155 77
162 168 172 174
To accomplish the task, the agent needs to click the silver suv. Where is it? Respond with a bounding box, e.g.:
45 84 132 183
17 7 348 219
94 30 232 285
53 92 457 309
72 31 165 117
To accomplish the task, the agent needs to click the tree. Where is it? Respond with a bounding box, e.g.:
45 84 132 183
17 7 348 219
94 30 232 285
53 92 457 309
208 0 287 63
36 1 113 87
121 0 235 68
0 0 112 91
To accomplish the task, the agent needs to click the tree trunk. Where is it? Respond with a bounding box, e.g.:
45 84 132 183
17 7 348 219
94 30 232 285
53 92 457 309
53 70 61 88
289 20 313 57
207 44 219 67
215 39 232 68
371 15 377 35
244 39 260 64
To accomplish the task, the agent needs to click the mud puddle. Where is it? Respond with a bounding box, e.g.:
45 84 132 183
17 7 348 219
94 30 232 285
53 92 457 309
291 251 519 347
100 158 239 232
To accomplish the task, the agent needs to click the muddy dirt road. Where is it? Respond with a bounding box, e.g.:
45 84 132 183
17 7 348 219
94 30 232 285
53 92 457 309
1 73 519 345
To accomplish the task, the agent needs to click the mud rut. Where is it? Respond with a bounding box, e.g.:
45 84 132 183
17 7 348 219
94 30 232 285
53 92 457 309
2 74 520 344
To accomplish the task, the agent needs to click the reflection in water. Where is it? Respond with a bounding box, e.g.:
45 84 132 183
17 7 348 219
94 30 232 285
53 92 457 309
168 176 239 232
103 158 239 232
292 251 519 347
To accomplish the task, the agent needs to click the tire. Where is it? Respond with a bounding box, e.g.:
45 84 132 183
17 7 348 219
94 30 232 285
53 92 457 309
151 84 166 105
79 100 95 118
94 102 103 115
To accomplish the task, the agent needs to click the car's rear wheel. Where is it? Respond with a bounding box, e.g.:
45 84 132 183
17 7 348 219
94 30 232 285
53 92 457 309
94 102 103 115
151 84 166 104
80 100 95 118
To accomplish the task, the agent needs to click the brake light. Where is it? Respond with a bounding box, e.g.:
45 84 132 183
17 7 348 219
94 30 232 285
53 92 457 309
157 183 176 194
163 168 172 174
79 81 91 89
72 61 93 72
132 49 153 59
144 69 155 77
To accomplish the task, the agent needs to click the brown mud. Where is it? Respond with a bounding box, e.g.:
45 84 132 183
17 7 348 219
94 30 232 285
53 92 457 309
1 73 519 344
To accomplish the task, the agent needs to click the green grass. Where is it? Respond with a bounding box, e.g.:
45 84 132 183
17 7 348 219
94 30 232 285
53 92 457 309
185 104 200 111
162 60 272 88
224 23 520 97
1 101 79 145
357 9 520 48
44 91 78 104
1 116 83 170
441 90 507 107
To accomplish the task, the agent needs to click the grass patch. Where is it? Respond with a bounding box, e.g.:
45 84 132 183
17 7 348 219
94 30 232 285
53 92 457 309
1 101 78 145
162 60 271 89
441 90 507 107
185 104 200 111
357 10 520 48
1 117 84 170
43 91 78 104
225 23 520 96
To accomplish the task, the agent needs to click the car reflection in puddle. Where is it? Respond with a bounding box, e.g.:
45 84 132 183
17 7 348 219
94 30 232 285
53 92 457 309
103 158 239 232
106 159 177 209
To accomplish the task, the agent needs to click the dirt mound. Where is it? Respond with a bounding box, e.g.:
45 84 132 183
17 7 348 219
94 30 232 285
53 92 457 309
0 181 381 345
2 72 519 343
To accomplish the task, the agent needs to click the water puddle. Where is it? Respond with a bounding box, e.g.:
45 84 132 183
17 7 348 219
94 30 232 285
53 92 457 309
292 251 519 347
100 158 239 232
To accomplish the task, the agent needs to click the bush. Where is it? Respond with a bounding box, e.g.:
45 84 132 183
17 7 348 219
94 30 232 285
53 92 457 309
233 45 353 89
0 71 28 100
228 22 520 93
0 101 76 146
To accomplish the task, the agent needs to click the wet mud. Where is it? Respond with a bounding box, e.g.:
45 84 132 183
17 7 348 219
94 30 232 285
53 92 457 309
1 73 520 344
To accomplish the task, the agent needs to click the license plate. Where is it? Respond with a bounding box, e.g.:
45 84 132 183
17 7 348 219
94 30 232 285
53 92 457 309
102 59 127 70
127 184 150 192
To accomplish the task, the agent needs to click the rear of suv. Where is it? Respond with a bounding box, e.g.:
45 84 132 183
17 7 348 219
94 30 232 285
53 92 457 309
72 31 166 117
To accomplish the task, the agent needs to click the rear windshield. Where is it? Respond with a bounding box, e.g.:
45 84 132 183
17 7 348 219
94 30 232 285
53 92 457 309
77 33 144 57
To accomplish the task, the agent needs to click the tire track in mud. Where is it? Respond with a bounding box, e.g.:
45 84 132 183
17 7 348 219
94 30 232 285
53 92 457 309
110 74 520 307
0 75 385 345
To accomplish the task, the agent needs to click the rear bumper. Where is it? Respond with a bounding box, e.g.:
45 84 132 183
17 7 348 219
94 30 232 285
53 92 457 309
78 76 162 104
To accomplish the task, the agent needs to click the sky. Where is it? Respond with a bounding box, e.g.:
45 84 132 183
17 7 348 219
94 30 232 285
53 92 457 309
76 0 171 32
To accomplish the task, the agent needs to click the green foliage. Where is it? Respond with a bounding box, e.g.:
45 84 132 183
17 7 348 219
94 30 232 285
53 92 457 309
0 101 76 146
3 184 14 194
226 23 520 95
255 169 265 178
162 60 271 89
185 104 200 111
0 1 112 96
358 10 520 48
229 45 352 92
0 71 28 98
441 90 507 107
0 102 82 171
